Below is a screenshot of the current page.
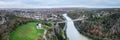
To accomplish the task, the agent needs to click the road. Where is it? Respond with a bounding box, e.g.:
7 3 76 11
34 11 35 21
63 14 89 40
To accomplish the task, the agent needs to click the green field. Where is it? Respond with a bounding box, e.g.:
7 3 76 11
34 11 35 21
9 22 44 40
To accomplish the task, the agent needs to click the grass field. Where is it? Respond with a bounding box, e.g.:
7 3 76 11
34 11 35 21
9 22 44 40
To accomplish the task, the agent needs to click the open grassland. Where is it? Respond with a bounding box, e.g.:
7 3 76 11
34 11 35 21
9 22 44 40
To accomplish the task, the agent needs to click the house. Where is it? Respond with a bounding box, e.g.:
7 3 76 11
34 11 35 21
37 23 42 29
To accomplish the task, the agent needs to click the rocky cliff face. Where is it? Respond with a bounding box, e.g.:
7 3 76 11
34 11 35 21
79 13 120 40
0 15 9 40
67 8 120 40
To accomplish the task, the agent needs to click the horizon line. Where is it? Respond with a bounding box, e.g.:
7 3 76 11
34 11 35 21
0 5 120 8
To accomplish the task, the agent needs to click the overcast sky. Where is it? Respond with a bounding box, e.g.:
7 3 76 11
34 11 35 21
0 0 120 8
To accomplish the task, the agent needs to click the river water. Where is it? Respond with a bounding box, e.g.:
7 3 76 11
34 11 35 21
63 14 88 40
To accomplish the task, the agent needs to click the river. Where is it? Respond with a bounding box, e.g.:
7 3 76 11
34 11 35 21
63 14 88 40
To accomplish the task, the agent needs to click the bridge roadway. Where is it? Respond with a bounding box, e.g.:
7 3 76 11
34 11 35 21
57 17 86 24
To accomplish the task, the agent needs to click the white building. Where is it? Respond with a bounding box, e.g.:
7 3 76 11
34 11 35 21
37 23 42 29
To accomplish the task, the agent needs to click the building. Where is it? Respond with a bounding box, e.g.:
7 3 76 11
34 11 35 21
37 23 42 29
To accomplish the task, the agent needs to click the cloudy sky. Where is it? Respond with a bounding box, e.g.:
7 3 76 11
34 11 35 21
0 0 120 8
